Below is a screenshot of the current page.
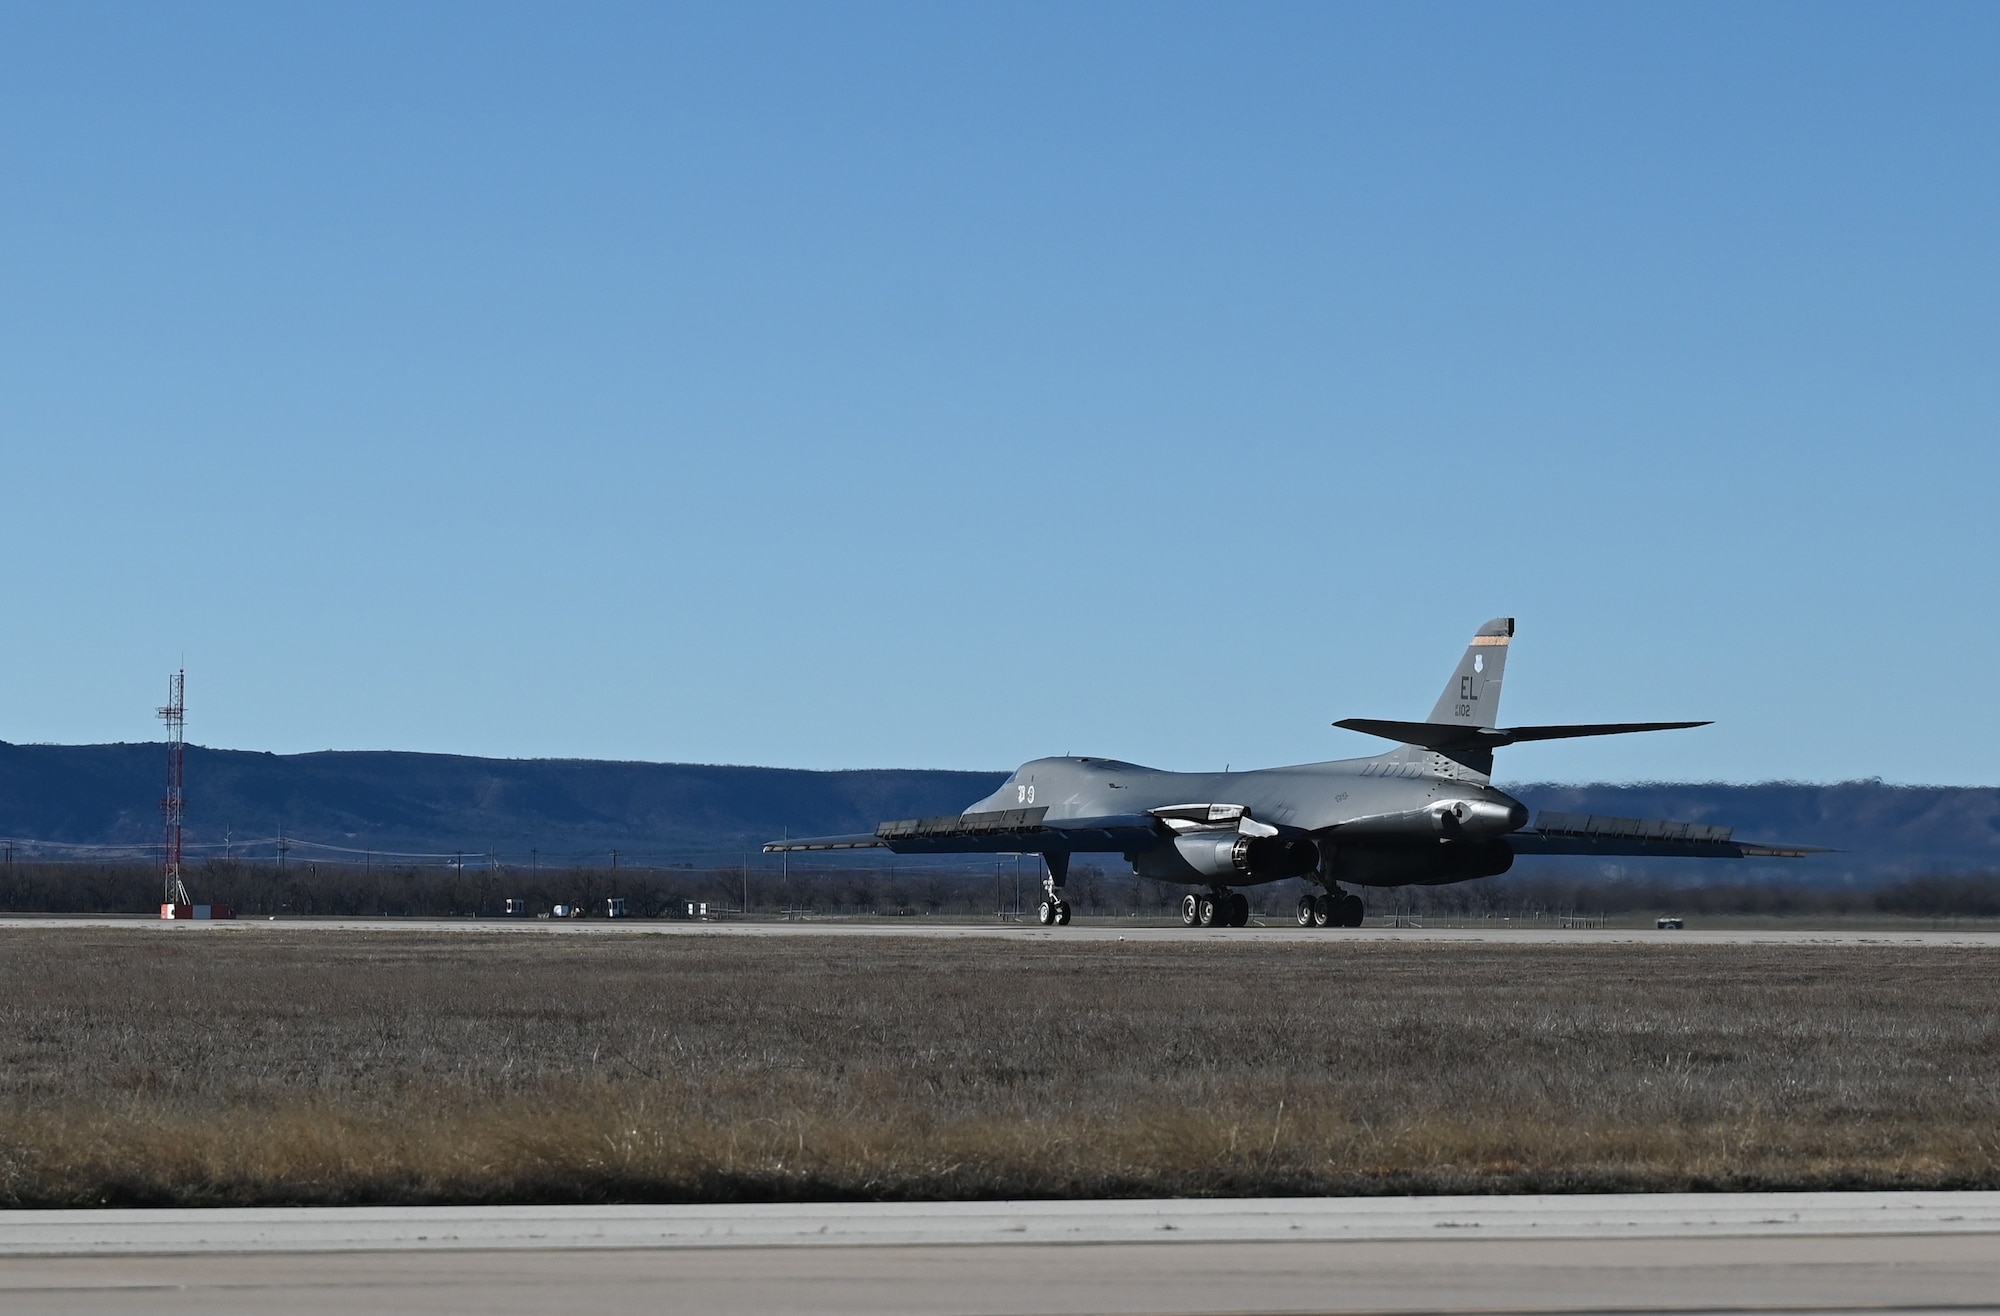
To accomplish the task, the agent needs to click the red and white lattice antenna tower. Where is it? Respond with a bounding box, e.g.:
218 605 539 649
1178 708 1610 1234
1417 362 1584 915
160 670 192 907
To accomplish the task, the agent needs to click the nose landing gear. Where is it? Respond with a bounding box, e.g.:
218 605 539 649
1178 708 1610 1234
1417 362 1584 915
1036 852 1072 926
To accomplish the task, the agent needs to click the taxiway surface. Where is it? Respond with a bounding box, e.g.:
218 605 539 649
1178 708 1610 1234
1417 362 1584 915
4 1194 1998 1315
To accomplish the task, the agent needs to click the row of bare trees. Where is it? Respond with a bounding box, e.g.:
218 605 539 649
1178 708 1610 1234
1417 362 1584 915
2 859 1998 919
0 859 1192 919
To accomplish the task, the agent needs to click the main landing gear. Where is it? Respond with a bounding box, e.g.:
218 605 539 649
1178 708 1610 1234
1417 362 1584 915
1297 887 1365 928
1182 889 1251 928
1036 852 1072 926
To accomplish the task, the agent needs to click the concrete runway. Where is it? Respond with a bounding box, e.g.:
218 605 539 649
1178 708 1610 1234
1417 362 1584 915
4 1194 1998 1315
3 914 1999 946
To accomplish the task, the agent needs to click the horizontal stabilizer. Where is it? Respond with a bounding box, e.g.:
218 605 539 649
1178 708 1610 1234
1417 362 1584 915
1336 717 1710 751
1492 721 1712 743
1508 811 1831 859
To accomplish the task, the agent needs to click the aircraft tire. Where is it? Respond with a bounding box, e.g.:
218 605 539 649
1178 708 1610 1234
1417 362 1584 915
1228 893 1250 926
1181 894 1200 926
1340 894 1365 927
1054 900 1072 926
1196 895 1219 928
1037 899 1055 926
1311 894 1332 928
1296 897 1316 927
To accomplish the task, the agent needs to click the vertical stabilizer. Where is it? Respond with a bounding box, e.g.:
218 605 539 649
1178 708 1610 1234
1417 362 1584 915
1427 617 1512 730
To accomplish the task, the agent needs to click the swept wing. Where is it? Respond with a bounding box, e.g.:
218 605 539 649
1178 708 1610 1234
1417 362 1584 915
765 806 1162 856
1506 811 1830 859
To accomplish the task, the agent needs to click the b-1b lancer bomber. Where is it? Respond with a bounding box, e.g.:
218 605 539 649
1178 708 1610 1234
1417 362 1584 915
765 620 1822 928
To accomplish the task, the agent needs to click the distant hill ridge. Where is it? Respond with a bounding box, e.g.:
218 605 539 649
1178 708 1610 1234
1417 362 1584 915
1 741 1996 879
0 741 1002 861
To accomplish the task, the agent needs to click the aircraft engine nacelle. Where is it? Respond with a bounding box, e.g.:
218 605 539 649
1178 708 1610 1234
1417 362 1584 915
1133 832 1320 884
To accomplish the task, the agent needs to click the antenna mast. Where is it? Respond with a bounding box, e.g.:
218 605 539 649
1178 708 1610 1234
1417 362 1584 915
160 670 192 907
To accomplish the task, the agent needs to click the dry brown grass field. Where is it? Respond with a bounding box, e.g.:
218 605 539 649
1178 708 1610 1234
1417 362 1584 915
0 929 1995 1205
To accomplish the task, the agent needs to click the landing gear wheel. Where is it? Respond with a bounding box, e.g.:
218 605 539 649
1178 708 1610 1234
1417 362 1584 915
1228 893 1250 927
1311 894 1332 928
1037 899 1055 926
1297 896 1316 927
1339 893 1365 927
1181 893 1200 927
1054 900 1072 926
1196 895 1220 928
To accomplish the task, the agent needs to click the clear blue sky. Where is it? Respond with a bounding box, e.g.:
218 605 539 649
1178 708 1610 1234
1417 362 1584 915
3 2 1995 784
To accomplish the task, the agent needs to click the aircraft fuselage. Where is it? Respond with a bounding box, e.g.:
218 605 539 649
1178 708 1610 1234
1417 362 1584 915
957 752 1528 888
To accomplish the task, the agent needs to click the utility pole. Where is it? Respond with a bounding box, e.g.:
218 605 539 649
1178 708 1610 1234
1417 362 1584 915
159 671 192 907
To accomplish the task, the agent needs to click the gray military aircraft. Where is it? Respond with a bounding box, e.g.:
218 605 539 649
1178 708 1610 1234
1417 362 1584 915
765 619 1821 928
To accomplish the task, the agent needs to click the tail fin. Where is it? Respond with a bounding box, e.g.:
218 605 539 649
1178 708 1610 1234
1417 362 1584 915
1334 618 1706 776
1427 617 1512 730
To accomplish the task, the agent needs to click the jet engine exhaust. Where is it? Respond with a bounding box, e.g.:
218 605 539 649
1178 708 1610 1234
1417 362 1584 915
1141 833 1320 883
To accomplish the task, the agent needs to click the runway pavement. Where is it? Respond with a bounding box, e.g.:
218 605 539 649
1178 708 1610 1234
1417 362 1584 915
10 1192 2000 1253
3 914 1999 946
4 1194 1998 1314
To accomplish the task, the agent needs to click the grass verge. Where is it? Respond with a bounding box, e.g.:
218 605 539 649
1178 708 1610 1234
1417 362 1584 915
1 930 1995 1204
